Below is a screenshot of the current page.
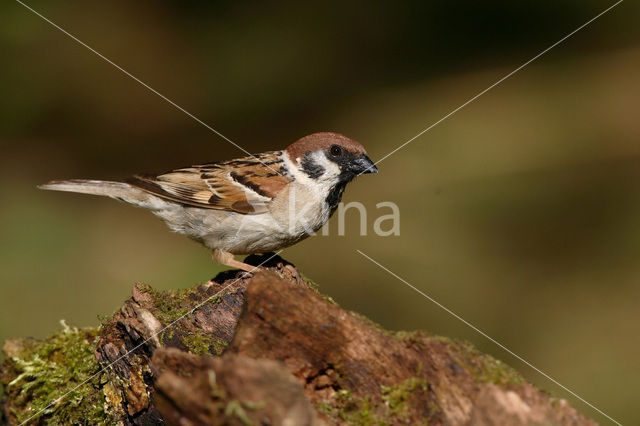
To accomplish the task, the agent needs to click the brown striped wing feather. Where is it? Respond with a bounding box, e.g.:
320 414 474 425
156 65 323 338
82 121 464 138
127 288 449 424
128 152 291 214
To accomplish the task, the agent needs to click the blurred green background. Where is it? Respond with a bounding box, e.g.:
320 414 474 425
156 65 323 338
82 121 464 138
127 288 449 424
1 1 639 424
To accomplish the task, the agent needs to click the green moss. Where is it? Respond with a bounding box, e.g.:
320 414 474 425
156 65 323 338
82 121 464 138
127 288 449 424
299 272 320 292
354 397 381 425
298 272 339 305
144 284 197 325
381 377 428 420
96 313 113 325
394 330 429 349
334 390 384 425
135 283 231 355
316 376 429 425
425 334 459 346
141 283 224 347
182 333 228 356
472 354 523 385
345 395 384 425
2 320 112 424
316 401 335 417
149 282 225 321
394 330 417 340
206 370 265 425
225 399 253 426
452 340 523 386
431 337 523 386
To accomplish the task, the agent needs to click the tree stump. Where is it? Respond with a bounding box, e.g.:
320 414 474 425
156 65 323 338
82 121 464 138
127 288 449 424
1 255 596 425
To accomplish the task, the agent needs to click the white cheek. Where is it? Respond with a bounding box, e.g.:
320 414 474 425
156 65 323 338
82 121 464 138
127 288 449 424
282 152 311 183
282 150 341 204
310 152 341 182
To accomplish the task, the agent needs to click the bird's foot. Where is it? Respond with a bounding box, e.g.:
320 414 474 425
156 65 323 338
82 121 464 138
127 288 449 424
212 249 258 273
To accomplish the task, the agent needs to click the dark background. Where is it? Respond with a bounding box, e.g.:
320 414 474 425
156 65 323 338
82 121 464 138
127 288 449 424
1 1 639 423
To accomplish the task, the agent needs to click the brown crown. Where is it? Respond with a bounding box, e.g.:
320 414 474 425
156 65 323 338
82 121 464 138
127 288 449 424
285 132 366 162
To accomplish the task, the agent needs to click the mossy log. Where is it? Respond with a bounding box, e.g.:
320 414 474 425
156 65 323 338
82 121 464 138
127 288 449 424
1 255 595 425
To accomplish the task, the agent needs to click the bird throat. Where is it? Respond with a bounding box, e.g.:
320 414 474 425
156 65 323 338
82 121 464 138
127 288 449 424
326 180 348 216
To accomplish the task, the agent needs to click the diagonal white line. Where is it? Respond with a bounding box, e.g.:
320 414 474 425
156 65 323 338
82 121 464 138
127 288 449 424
14 0 284 176
356 250 622 425
19 252 282 425
362 0 624 174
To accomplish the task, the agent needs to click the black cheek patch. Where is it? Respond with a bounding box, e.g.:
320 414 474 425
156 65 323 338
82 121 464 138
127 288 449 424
301 155 325 179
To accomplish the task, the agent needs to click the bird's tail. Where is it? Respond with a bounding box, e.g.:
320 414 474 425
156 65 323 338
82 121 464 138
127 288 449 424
39 179 132 197
38 179 159 208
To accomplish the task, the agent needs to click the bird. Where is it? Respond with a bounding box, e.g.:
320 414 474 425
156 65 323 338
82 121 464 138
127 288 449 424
39 132 378 272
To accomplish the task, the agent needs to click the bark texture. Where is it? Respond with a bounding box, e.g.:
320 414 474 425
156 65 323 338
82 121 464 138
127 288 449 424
1 255 596 425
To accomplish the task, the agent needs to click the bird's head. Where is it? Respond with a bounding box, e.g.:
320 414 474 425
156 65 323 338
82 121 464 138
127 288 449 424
285 132 378 184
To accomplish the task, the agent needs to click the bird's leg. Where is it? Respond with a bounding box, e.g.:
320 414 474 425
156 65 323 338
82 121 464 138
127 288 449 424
212 249 255 273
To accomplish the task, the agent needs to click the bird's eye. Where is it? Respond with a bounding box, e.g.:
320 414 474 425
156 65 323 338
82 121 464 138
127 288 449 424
330 145 343 157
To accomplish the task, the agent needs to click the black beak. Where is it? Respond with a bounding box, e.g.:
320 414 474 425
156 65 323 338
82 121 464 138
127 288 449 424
351 154 378 175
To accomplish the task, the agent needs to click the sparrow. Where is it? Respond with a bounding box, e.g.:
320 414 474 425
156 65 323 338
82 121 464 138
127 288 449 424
39 132 378 272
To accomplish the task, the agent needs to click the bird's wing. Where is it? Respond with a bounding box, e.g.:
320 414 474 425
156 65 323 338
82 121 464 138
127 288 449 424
128 151 292 214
